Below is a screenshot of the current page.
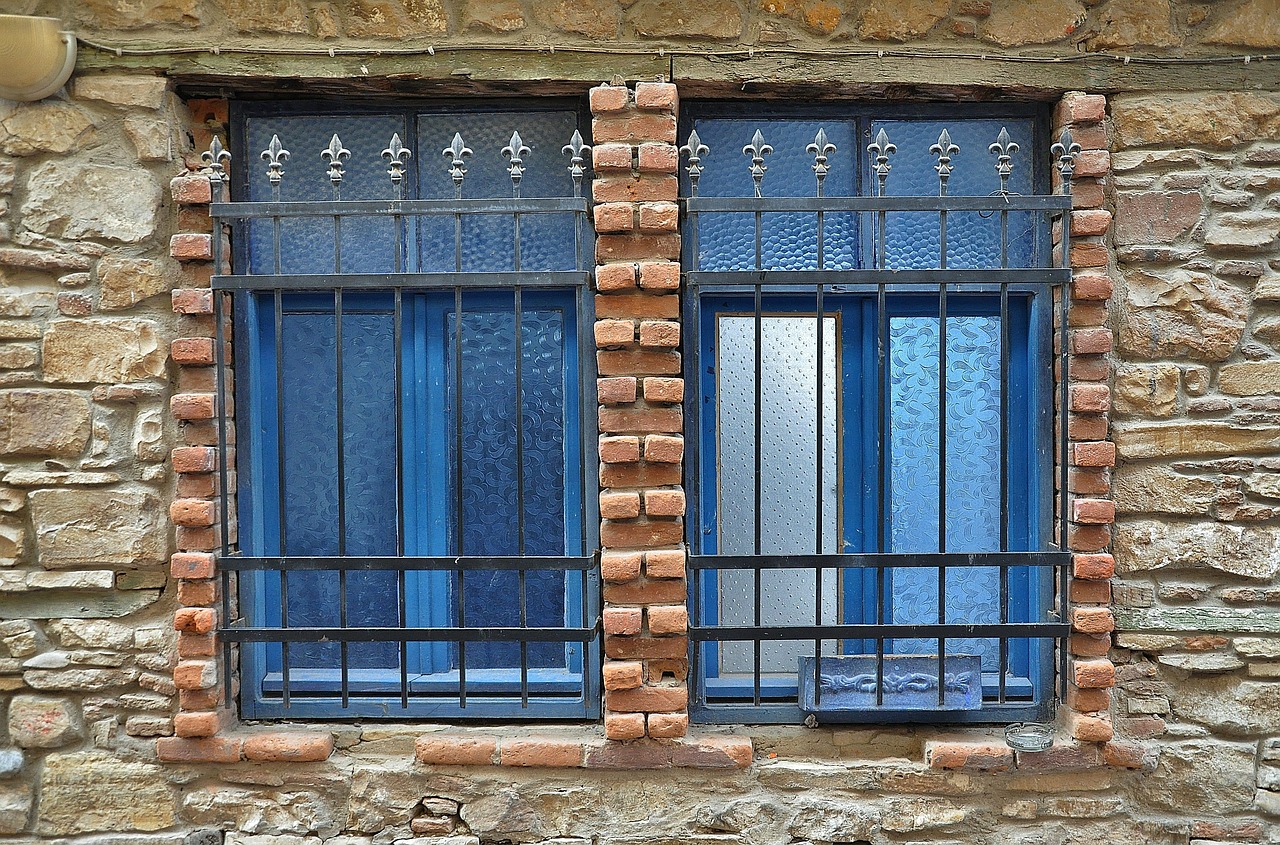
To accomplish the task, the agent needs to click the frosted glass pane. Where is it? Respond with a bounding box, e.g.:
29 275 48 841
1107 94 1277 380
716 314 838 675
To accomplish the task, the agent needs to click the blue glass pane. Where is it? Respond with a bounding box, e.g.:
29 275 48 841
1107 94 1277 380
417 111 581 272
887 313 1002 667
872 119 1037 270
687 118 858 271
445 296 569 669
244 115 407 275
270 293 400 669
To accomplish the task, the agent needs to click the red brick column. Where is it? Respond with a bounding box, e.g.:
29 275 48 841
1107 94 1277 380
1053 92 1118 743
589 82 689 741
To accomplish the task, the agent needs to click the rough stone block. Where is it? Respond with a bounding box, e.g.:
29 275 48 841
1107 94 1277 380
29 489 165 568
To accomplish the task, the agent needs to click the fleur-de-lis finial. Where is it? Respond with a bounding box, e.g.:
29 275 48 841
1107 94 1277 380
503 130 531 193
382 133 411 189
202 136 231 187
867 128 896 194
1051 127 1082 183
322 134 350 188
743 129 773 197
930 128 959 191
442 133 473 193
989 127 1019 192
680 128 710 194
562 129 590 195
807 127 837 194
261 134 289 188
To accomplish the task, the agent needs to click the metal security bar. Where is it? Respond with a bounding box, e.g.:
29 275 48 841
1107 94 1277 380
204 124 600 720
682 120 1079 723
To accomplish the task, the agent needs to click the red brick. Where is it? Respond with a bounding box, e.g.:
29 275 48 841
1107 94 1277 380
593 143 633 171
597 349 681 376
171 234 213 261
1015 742 1101 771
647 712 688 738
594 202 635 233
1073 553 1115 580
596 234 680 263
594 175 678 204
1073 658 1115 689
643 377 683 404
1070 578 1110 604
415 735 497 766
1068 414 1110 441
592 113 678 144
177 473 218 499
500 737 584 767
681 736 752 768
1102 741 1151 770
1070 633 1112 657
178 688 222 711
639 320 679 348
643 434 683 463
605 579 687 604
1071 180 1105 209
1068 524 1111 552
171 498 215 527
172 393 215 421
601 491 641 520
648 605 687 635
604 607 643 636
1067 300 1107 329
925 740 1014 772
638 262 680 290
1070 384 1110 413
174 710 222 738
1073 441 1115 467
589 85 630 114
1056 92 1106 125
604 660 644 691
1073 498 1115 525
171 174 213 205
1072 607 1114 634
1068 711 1114 743
1072 328 1113 354
243 731 334 762
1070 242 1108 269
646 658 688 683
600 435 641 464
601 551 643 583
645 549 685 579
177 579 217 607
585 740 672 769
1069 468 1111 496
595 319 635 348
607 684 687 713
157 736 242 763
596 293 680 320
1121 716 1166 739
174 607 216 634
598 406 681 434
1071 209 1112 237
635 82 677 111
171 551 215 580
605 711 646 739
171 337 215 365
1071 356 1110 383
178 632 216 658
637 143 678 174
172 287 213 315
606 634 688 659
595 263 637 291
1066 683 1110 713
644 488 685 517
598 376 637 405
637 202 677 233
601 463 682 488
1188 820 1265 841
174 659 217 690
1073 149 1110 179
1072 272 1113 301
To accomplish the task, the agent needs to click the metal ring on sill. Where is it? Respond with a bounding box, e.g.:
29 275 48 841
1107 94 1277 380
1004 721 1053 752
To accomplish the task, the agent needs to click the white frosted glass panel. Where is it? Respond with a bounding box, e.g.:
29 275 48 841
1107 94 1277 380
716 315 839 675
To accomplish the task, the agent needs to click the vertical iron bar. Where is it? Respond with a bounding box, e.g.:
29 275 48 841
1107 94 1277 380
753 280 763 707
274 289 290 708
938 281 948 707
335 289 348 708
873 131 890 708
1057 137 1076 702
814 155 826 707
999 280 1011 704
515 285 528 707
394 289 408 708
214 286 233 706
454 286 466 707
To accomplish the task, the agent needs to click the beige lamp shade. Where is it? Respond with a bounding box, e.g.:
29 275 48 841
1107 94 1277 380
0 15 76 102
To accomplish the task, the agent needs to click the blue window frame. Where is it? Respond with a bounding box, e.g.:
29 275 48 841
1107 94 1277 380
226 101 599 719
681 104 1063 724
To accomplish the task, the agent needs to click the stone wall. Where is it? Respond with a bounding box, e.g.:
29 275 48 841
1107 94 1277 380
0 0 1279 843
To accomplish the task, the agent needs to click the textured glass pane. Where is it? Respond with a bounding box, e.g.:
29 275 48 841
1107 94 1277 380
245 115 407 275
872 119 1036 270
887 313 1003 667
417 111 581 272
446 297 570 669
717 315 838 675
688 119 858 271
274 295 399 669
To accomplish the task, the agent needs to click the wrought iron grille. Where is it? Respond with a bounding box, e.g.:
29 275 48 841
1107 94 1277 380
205 109 600 720
681 111 1078 724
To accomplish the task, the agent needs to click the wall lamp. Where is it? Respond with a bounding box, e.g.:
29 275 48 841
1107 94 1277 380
0 15 76 102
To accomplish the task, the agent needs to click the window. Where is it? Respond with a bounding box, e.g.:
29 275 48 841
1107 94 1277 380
681 105 1074 723
213 102 599 719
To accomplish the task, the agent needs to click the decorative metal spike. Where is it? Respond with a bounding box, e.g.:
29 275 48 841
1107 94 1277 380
867 128 896 193
381 133 412 189
988 126 1020 191
1051 128 1082 181
201 136 231 187
680 128 710 194
322 134 350 188
930 128 959 186
503 130 531 193
260 134 290 187
807 127 837 193
442 133 473 192
742 129 773 197
562 129 591 195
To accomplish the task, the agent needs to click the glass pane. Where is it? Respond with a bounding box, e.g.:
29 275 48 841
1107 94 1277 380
716 314 839 676
887 312 1003 667
873 119 1037 270
687 118 858 271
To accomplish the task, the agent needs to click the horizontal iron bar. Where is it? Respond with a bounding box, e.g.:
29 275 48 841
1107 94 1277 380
690 622 1070 641
687 269 1071 286
210 197 589 219
212 271 592 291
218 555 596 572
685 195 1071 212
689 552 1071 570
220 625 599 644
